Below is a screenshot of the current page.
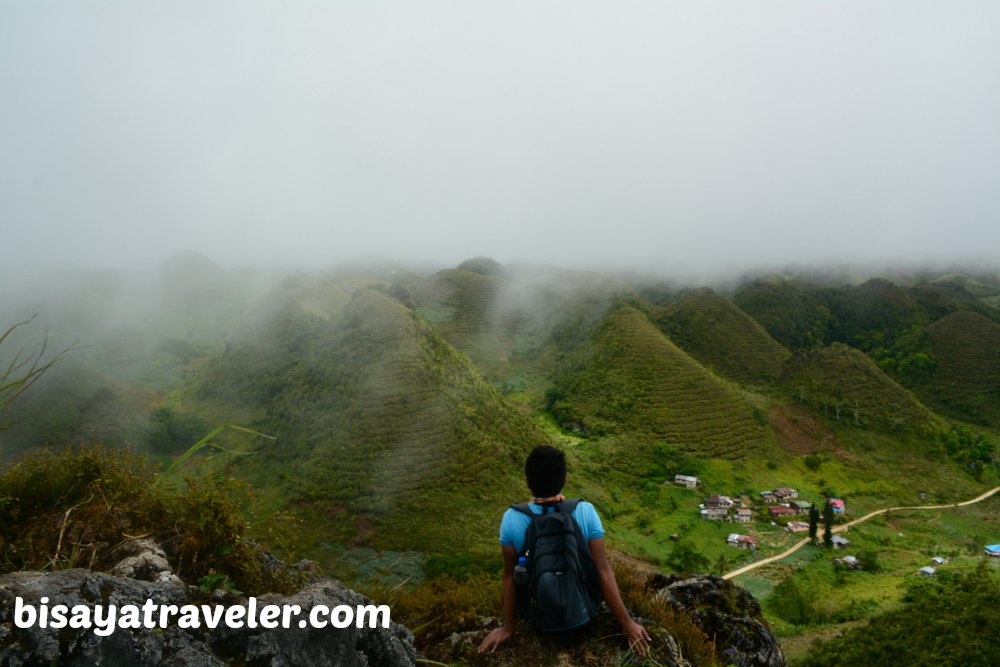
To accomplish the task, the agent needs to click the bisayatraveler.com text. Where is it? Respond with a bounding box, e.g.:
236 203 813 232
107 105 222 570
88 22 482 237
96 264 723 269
13 596 390 636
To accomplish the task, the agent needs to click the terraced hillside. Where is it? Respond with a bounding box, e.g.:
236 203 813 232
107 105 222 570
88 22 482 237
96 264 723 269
198 288 549 559
915 311 1000 427
657 287 789 385
412 268 505 338
549 307 774 459
781 343 939 433
410 264 643 411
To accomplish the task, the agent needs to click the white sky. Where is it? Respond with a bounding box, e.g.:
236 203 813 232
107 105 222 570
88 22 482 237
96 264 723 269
2 1 998 273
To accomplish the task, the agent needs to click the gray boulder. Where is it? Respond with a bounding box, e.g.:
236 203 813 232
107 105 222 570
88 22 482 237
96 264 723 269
652 574 784 667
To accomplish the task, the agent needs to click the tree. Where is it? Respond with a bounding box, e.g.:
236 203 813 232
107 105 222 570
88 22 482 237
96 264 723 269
808 503 820 541
858 549 881 573
667 538 710 574
768 575 826 625
822 501 834 548
713 553 730 575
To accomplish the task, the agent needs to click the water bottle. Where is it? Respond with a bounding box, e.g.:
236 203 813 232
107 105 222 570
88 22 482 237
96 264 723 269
515 556 528 585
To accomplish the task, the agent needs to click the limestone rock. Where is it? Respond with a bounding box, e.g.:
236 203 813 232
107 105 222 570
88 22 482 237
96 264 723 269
653 574 784 667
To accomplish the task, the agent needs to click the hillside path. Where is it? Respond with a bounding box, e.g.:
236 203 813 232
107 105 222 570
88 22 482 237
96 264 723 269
722 485 1000 580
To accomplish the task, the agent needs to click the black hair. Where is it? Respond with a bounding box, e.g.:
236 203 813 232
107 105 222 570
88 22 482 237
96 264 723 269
524 445 567 498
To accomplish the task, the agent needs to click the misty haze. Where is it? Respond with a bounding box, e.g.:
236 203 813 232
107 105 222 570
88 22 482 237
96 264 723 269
2 3 999 667
2 2 999 272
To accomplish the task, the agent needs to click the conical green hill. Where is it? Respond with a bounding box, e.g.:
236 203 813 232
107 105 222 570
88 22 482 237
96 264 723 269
412 268 504 337
221 289 548 558
550 307 773 459
782 343 938 432
916 311 1000 426
658 287 789 385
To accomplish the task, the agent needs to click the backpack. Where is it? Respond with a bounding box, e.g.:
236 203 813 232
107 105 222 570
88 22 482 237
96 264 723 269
511 498 601 632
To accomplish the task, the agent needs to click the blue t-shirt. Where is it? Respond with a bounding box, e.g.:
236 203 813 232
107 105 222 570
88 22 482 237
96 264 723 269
499 500 605 555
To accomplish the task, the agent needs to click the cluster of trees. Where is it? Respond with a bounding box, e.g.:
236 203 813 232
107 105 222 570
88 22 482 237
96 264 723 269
866 325 938 386
807 501 837 547
933 426 996 479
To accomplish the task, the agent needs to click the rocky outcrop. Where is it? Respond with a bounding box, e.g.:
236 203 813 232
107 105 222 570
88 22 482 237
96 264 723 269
652 574 785 667
108 537 182 584
0 566 415 666
418 572 782 667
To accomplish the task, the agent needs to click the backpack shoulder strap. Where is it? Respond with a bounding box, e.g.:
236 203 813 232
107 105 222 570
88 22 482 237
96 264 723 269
511 503 534 518
558 498 581 515
561 499 598 562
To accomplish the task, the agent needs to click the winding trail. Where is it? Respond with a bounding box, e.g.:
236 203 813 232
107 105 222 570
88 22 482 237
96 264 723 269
722 485 1000 580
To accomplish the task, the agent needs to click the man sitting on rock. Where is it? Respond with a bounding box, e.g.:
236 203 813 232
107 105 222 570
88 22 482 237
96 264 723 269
477 445 650 656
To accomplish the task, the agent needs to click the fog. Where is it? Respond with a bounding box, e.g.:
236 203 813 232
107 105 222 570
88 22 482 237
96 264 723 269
2 1 998 274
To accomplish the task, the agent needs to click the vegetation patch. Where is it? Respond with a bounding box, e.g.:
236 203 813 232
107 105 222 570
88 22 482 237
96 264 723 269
0 445 304 595
799 564 1000 667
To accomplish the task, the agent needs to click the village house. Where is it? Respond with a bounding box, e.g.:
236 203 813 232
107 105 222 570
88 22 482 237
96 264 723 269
701 507 728 521
727 533 758 550
931 557 946 565
705 494 735 509
773 487 798 500
984 544 1000 558
759 490 778 504
769 505 797 518
786 521 810 533
675 474 700 489
831 535 850 549
919 566 936 576
791 500 812 515
734 508 753 524
828 498 846 514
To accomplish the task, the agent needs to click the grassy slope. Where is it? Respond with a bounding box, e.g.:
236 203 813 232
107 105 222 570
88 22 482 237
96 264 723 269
781 343 939 433
657 287 790 385
412 265 643 416
410 268 518 385
551 306 775 459
192 287 550 566
915 310 1000 427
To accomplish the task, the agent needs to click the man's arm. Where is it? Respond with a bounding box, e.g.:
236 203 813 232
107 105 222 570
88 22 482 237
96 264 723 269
477 545 518 653
589 537 652 656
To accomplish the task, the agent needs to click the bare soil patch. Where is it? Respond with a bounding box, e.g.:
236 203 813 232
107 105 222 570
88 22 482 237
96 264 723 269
768 404 847 458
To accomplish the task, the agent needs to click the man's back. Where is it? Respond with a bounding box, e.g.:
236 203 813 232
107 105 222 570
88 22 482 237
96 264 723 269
499 499 604 554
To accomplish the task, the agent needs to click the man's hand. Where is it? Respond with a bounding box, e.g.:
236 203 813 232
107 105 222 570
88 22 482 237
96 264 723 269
477 625 515 653
623 619 652 657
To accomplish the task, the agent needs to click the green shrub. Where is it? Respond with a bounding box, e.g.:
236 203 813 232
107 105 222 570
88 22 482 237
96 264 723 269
0 445 303 595
145 407 209 454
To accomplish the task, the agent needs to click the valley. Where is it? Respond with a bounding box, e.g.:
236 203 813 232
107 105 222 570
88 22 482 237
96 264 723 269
2 255 999 665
